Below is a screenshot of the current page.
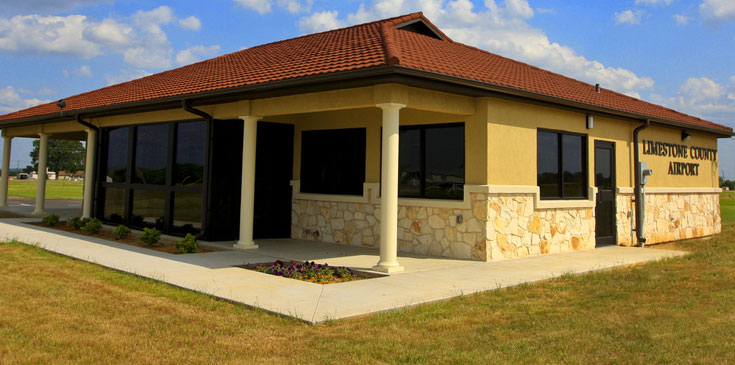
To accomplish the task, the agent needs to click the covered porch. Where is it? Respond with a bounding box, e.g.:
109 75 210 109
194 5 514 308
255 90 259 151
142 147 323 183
0 84 485 271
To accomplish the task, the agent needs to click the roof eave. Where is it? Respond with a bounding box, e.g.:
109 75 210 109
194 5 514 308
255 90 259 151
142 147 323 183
390 67 735 138
1 65 732 138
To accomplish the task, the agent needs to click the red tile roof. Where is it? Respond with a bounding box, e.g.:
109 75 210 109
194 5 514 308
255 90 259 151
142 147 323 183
0 12 731 133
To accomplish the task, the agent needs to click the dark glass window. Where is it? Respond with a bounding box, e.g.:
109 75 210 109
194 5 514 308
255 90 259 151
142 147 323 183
134 124 169 185
102 188 125 223
131 190 166 230
537 130 587 199
175 122 206 186
398 129 421 197
97 120 207 238
106 127 129 183
172 192 203 235
300 128 366 195
398 123 464 200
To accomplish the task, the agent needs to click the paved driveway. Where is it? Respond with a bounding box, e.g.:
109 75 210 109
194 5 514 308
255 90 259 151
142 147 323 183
2 198 82 218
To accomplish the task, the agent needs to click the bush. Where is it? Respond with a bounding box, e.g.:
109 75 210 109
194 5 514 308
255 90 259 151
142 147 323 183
82 218 103 234
140 227 161 247
42 214 60 226
113 225 131 240
175 233 198 254
67 216 83 230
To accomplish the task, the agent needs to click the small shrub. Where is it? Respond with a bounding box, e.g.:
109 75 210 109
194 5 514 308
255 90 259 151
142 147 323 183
140 227 161 247
175 233 198 254
42 214 60 226
82 218 103 234
113 225 131 240
67 216 83 230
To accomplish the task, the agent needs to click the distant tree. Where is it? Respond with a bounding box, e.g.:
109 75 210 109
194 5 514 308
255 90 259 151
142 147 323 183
30 140 85 173
22 165 34 173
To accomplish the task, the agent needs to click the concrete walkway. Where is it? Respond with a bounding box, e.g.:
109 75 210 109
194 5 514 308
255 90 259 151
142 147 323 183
0 217 686 323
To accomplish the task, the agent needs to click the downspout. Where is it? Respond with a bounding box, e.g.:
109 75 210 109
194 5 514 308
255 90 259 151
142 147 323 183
181 100 213 240
633 119 650 247
76 114 98 133
182 100 212 121
76 114 99 218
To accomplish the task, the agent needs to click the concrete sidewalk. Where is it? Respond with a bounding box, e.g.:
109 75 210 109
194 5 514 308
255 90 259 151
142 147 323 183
0 217 686 323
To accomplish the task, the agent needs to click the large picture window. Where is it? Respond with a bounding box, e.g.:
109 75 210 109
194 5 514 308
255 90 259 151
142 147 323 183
97 120 207 236
398 123 464 200
537 129 587 199
300 128 366 195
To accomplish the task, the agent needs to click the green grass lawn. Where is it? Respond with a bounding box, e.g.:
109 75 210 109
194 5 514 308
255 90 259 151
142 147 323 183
7 179 83 200
720 191 735 222
1 200 735 362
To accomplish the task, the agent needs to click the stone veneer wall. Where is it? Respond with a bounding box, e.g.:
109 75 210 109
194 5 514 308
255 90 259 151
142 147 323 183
485 194 595 261
291 193 488 261
291 191 596 262
616 192 721 246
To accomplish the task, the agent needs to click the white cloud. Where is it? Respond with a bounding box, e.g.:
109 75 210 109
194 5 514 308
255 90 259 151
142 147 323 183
505 0 534 19
132 5 175 27
123 47 171 69
635 0 672 5
0 15 103 58
701 0 735 24
651 76 735 123
83 18 133 47
1 0 112 13
175 45 221 66
37 87 54 96
0 86 50 114
674 14 690 25
234 0 272 14
73 65 92 77
0 7 207 70
104 69 152 86
311 0 654 98
278 0 313 14
615 9 644 25
298 11 345 33
178 16 202 31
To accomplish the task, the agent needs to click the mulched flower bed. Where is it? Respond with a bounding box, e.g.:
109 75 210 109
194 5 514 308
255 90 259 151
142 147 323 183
30 222 217 254
240 260 384 284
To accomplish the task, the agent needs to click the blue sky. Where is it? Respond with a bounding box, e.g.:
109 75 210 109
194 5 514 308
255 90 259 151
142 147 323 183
1 0 734 178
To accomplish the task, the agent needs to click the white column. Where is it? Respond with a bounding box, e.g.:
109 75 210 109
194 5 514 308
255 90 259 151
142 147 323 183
82 129 97 218
234 116 260 249
373 103 405 273
33 133 50 215
0 135 11 208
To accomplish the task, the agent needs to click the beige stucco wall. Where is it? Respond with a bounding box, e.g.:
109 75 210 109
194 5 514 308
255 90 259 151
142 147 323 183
2 82 726 261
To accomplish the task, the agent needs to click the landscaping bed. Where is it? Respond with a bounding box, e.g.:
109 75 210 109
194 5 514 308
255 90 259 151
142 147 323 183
239 260 384 284
30 221 216 254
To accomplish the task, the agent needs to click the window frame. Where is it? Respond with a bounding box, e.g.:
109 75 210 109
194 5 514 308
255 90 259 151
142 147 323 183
95 120 209 236
536 128 589 200
396 122 465 200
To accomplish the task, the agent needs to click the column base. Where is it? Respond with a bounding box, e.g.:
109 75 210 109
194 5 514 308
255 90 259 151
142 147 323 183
31 210 46 216
233 241 259 250
372 262 404 273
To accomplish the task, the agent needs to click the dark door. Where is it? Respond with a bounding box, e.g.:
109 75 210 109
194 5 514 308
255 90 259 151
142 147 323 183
594 141 616 246
253 122 294 239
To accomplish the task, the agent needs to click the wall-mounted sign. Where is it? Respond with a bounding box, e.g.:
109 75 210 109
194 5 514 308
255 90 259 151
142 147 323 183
641 140 717 176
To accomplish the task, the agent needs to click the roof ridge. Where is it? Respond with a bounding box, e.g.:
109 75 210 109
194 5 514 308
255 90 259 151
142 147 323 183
2 13 429 116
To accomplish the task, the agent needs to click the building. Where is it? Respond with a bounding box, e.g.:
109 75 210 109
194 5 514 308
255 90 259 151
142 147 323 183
0 13 730 272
